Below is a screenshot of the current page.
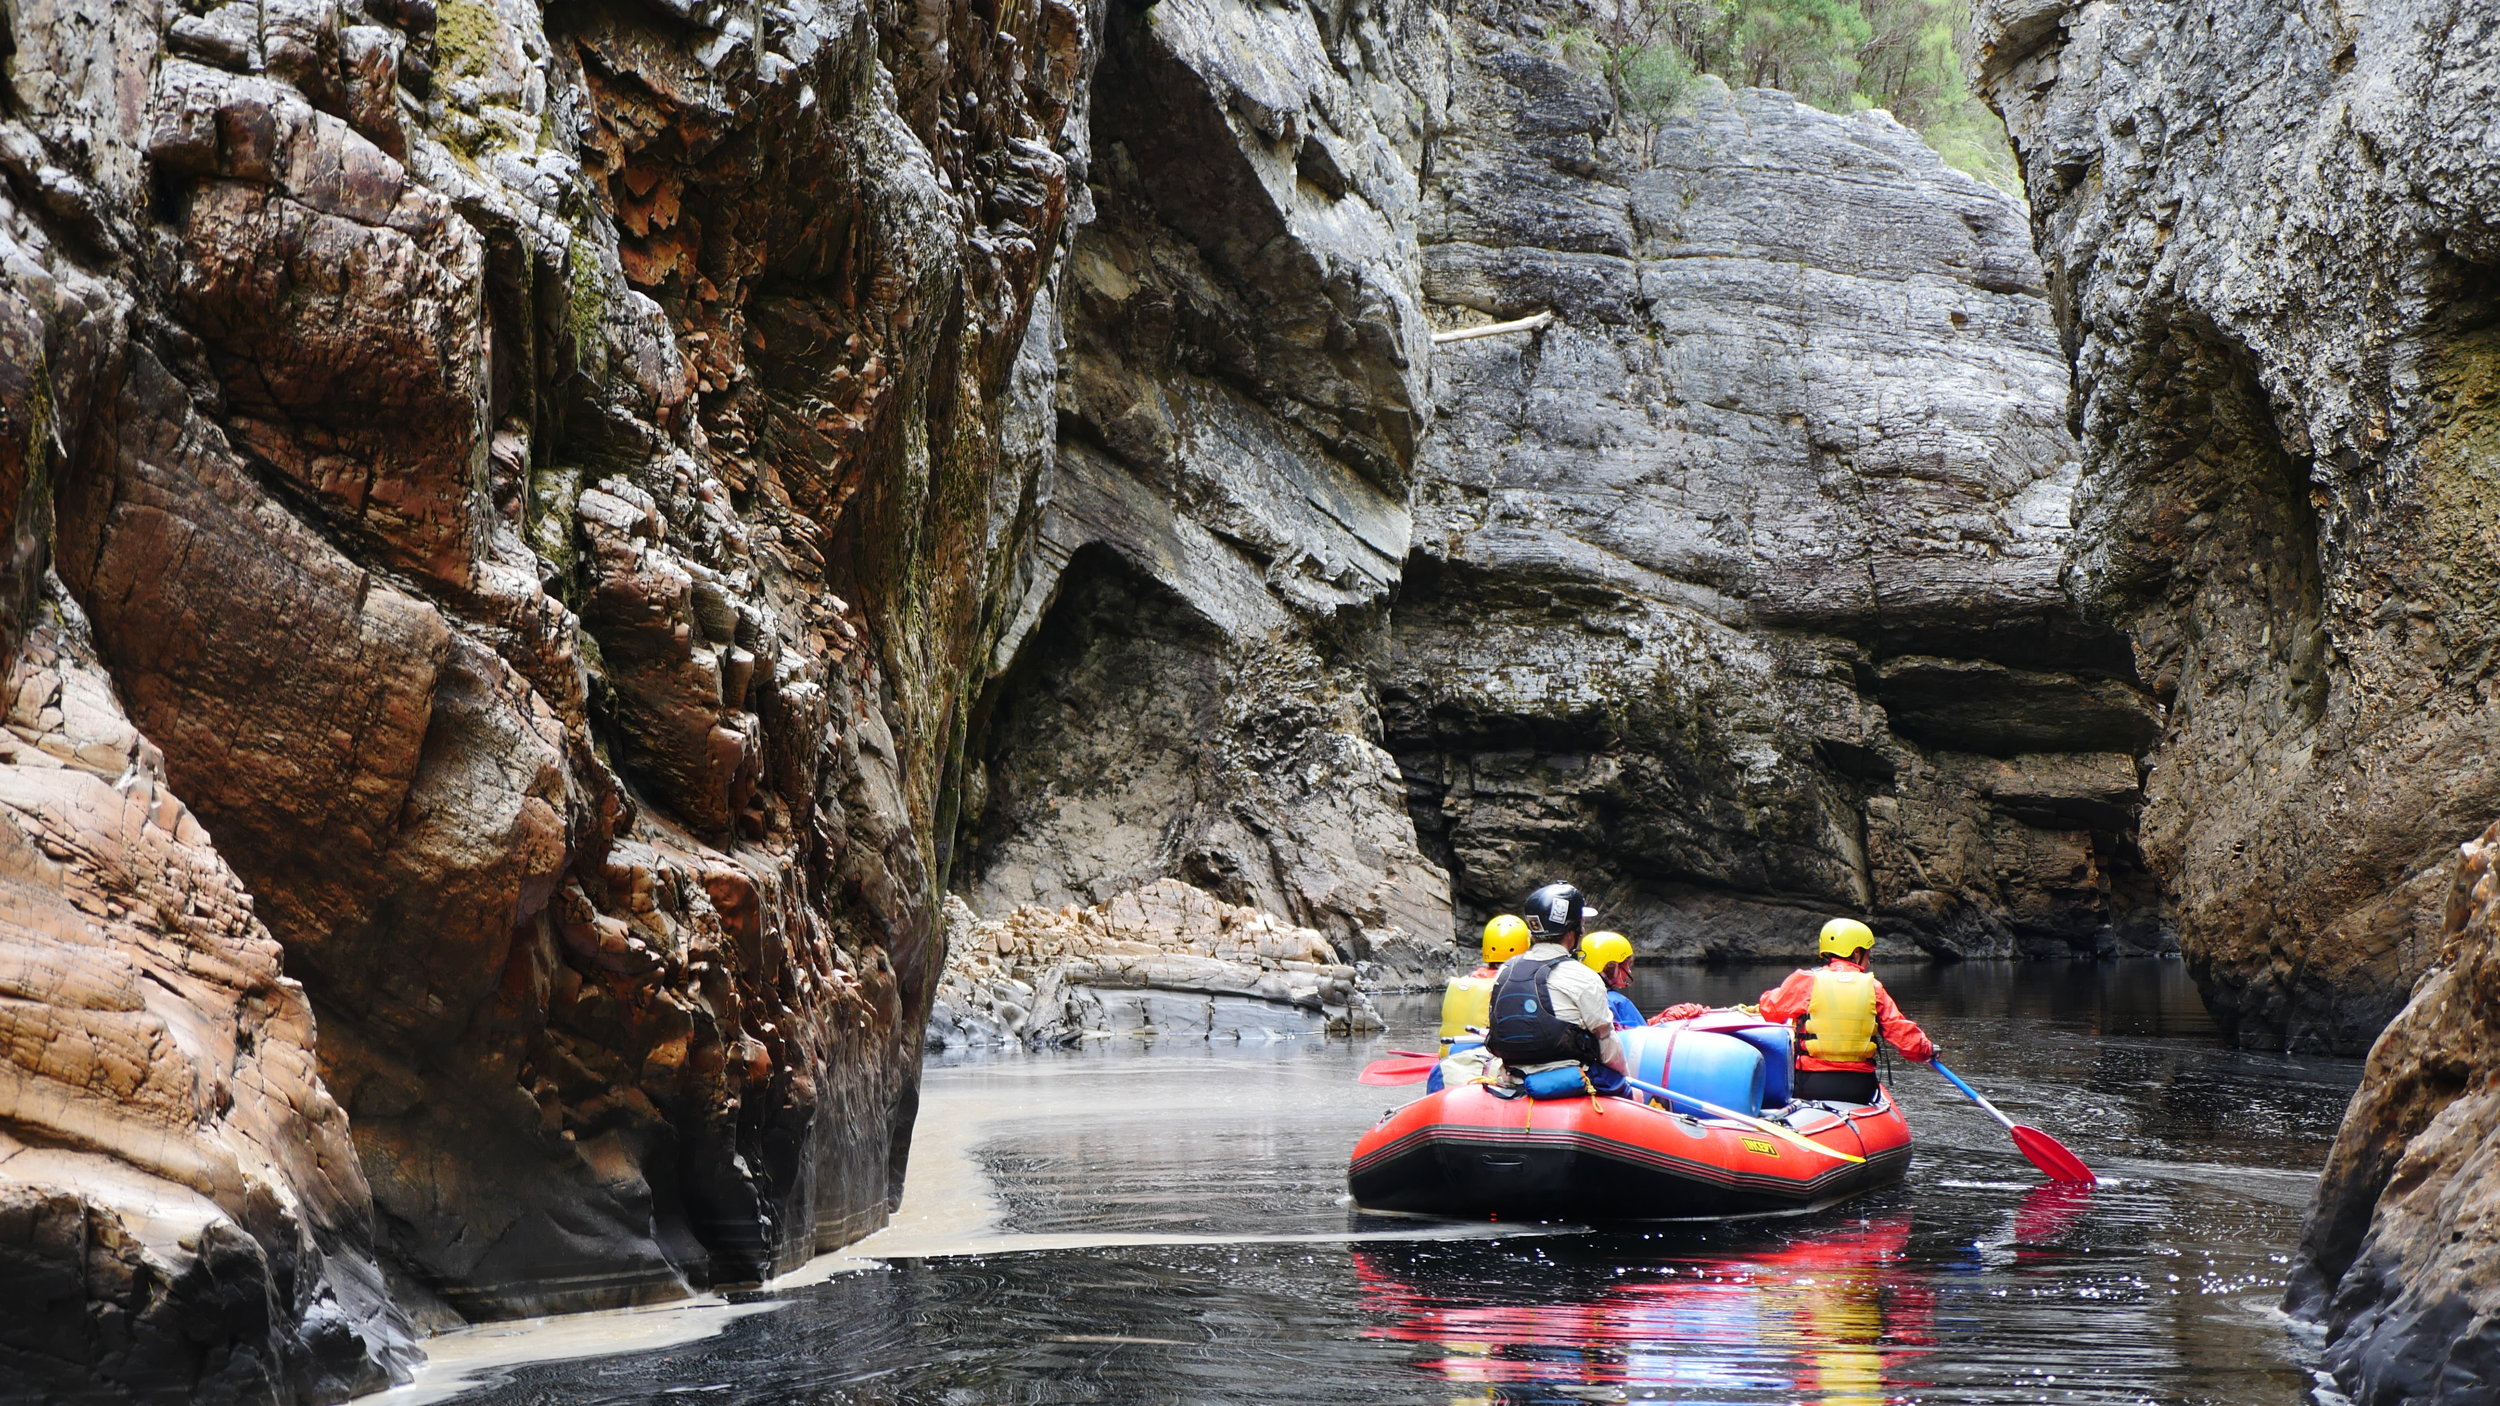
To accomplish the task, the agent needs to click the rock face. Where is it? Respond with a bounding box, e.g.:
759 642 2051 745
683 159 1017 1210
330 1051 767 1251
1973 1 2500 1389
926 880 1380 1051
1388 7 2159 960
5 0 1089 1382
953 0 1457 960
2290 826 2500 1401
0 589 414 1400
1974 0 2500 1051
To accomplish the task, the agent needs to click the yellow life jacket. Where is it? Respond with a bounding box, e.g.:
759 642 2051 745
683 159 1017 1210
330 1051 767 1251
1800 968 1878 1063
1439 974 1494 1044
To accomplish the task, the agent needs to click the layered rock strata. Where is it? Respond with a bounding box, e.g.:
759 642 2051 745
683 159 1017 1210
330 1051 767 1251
925 880 1381 1050
4 0 1091 1381
1390 8 2159 960
1974 0 2500 1051
953 0 1458 961
0 588 414 1401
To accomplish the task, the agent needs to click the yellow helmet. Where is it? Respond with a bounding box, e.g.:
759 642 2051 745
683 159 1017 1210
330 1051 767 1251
1579 931 1634 972
1481 914 1532 965
1818 917 1876 959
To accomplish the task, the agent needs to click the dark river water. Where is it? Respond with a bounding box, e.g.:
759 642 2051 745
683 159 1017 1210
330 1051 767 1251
388 959 2363 1405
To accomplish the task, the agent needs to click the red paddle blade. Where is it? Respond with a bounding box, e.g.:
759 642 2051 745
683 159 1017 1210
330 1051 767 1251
1358 1056 1437 1086
2011 1124 2096 1184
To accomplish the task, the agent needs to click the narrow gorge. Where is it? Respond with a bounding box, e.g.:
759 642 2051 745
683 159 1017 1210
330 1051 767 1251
1 0 2495 1399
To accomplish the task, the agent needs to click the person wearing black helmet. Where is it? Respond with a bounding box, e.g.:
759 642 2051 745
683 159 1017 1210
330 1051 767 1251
1483 882 1628 1095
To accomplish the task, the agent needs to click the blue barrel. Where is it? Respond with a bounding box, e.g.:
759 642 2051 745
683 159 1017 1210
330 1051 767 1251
1721 1024 1794 1106
1616 1027 1765 1116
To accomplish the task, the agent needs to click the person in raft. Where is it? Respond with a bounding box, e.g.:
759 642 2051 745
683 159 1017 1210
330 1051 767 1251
1578 930 1643 1028
1474 914 1532 978
1484 882 1630 1096
1432 915 1533 1066
1755 917 1935 1105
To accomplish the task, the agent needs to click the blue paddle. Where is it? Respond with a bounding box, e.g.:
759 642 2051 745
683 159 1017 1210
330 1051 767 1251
1930 1059 2095 1183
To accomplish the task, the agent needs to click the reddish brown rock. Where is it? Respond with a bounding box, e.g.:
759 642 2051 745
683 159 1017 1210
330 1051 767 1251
5 0 1089 1378
150 60 489 587
2292 824 2500 1400
0 589 415 1401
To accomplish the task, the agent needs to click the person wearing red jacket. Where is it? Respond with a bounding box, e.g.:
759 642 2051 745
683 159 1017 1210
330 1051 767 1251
1755 917 1934 1105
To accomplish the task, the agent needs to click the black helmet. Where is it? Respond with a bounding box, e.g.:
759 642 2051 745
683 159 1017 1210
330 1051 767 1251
1522 882 1589 942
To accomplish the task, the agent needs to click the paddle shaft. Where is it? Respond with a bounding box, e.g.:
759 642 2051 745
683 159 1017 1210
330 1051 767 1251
1929 1059 2097 1184
1621 1076 1865 1165
1930 1059 2017 1131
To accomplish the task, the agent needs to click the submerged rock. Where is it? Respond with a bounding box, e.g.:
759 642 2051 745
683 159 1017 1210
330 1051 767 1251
927 882 1392 1050
1393 20 2157 960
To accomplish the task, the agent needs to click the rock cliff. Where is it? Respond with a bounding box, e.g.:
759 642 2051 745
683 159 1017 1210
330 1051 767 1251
4 0 1090 1387
953 0 1457 960
1391 6 2159 960
1973 0 2500 1392
2291 825 2500 1402
1974 0 2500 1052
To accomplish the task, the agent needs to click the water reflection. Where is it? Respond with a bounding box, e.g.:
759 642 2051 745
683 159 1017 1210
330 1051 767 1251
413 960 2360 1406
1356 1219 1929 1404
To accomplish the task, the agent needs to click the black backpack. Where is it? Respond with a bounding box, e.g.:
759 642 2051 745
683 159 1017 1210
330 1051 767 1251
1484 955 1602 1066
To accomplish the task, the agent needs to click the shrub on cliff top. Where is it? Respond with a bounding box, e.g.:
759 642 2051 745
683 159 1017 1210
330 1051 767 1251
1560 0 2020 192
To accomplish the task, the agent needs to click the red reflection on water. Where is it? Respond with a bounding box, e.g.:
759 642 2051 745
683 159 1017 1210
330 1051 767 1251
2011 1181 2094 1250
1354 1220 1935 1404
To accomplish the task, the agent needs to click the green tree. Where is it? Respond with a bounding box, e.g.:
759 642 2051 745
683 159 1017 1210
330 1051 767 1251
1560 0 1706 167
1725 0 1871 110
1558 0 2020 193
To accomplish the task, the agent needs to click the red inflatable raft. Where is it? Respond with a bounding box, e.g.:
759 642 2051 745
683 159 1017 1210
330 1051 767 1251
1348 1018 1912 1220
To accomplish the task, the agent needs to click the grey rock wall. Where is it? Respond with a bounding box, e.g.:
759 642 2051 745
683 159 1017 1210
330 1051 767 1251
955 0 1457 960
1967 0 2500 1395
1974 0 2500 1053
1392 7 2158 961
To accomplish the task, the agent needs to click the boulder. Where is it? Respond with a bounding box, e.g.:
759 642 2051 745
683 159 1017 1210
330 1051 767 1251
2291 824 2500 1400
927 883 1385 1050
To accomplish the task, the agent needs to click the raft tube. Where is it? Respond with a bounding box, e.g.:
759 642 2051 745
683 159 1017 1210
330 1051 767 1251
1350 1021 1910 1220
